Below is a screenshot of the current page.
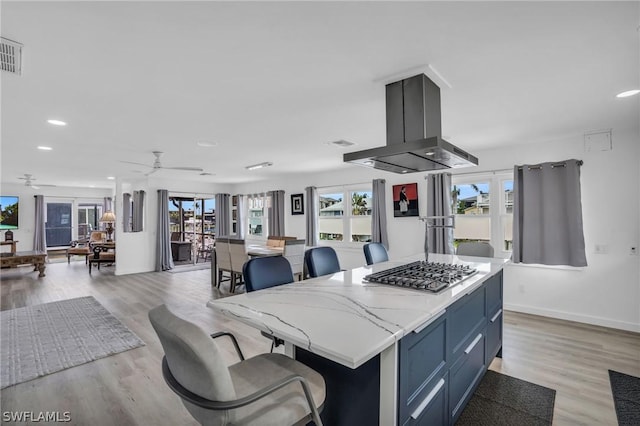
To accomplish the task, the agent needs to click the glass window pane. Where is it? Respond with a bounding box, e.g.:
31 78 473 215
351 191 372 216
502 215 513 251
350 217 371 242
319 218 343 241
452 183 490 215
45 202 72 247
319 193 343 216
503 180 513 214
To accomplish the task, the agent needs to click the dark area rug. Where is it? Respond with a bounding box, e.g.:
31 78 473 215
609 370 640 426
456 370 555 425
1 296 145 389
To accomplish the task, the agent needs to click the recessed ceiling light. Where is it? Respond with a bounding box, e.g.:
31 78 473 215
363 160 374 166
47 119 67 126
89 185 95 188
401 170 408 174
197 141 218 147
107 176 115 180
424 152 435 156
245 162 273 171
37 146 53 151
616 89 640 98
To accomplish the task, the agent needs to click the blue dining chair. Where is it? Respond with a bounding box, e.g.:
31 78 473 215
304 247 341 278
363 243 389 265
243 256 294 351
243 256 294 292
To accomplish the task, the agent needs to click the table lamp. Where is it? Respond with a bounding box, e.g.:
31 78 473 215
100 211 116 241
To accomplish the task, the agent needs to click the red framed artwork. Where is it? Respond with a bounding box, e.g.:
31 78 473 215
393 183 419 217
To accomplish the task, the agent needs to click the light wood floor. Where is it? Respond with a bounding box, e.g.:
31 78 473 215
1 262 638 425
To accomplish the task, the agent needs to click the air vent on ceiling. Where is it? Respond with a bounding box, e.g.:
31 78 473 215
328 139 356 148
1 37 23 75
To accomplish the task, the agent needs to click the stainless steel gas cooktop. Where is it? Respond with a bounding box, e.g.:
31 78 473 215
364 260 478 293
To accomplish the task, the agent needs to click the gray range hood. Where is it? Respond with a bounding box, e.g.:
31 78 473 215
344 74 478 173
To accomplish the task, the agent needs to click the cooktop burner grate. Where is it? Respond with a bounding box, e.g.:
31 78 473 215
364 260 478 293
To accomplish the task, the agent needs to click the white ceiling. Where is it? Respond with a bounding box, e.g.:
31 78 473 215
2 1 638 189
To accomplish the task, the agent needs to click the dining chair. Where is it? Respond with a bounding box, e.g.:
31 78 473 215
243 256 294 292
456 241 495 258
283 239 306 281
216 238 249 293
304 247 341 278
363 243 389 266
243 256 295 352
148 304 325 426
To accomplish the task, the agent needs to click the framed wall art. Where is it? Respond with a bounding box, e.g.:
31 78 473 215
291 193 304 215
393 183 419 217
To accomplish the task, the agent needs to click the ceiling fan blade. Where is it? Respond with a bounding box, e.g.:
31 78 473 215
119 160 152 167
145 168 160 176
163 166 204 172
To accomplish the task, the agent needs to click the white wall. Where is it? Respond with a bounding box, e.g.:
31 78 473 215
0 183 112 251
234 128 640 332
472 129 640 332
113 176 235 275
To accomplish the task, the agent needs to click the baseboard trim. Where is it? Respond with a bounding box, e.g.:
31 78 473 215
504 303 640 333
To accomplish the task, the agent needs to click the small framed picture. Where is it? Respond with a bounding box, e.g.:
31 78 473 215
393 183 419 217
291 193 304 215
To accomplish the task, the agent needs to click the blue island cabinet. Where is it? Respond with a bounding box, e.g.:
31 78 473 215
398 270 503 425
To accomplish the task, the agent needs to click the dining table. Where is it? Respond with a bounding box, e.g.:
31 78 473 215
210 243 283 288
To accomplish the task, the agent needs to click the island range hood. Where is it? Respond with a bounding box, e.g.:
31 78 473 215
344 74 478 173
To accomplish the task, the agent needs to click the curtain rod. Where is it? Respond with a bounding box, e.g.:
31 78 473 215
517 160 583 170
449 160 584 177
38 195 107 200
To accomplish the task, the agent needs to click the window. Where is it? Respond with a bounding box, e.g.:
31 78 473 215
77 203 102 240
168 196 216 262
451 173 513 256
247 194 269 238
318 186 372 244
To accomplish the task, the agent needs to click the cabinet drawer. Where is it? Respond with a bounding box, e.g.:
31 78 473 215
398 313 447 423
401 375 448 426
448 288 486 360
486 308 503 362
449 332 486 422
485 270 503 318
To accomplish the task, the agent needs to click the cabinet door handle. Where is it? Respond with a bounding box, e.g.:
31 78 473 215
410 378 445 420
464 333 483 355
490 309 503 323
413 309 446 334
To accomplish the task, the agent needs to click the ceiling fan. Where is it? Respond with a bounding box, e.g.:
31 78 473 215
18 174 57 189
120 151 203 175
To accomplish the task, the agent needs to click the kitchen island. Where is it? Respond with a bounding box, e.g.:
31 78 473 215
208 253 507 425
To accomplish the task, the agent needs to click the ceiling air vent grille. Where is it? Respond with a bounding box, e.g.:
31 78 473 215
1 37 23 75
327 139 356 148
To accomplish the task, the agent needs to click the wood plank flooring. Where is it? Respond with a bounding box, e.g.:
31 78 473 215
1 261 639 425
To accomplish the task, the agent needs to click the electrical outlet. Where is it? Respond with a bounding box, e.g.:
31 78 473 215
594 244 609 254
631 246 638 255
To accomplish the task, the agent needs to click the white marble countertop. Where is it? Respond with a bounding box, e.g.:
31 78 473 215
207 253 508 369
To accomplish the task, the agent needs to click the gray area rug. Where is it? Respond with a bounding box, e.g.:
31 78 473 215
1 296 145 389
609 369 640 426
456 370 556 425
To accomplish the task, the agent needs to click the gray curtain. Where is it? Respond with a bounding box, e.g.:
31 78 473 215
371 179 389 249
122 193 132 232
426 173 454 254
132 190 145 232
267 190 285 237
103 196 112 212
33 195 46 253
512 159 587 266
237 195 246 238
305 186 318 246
156 189 174 271
215 193 230 237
